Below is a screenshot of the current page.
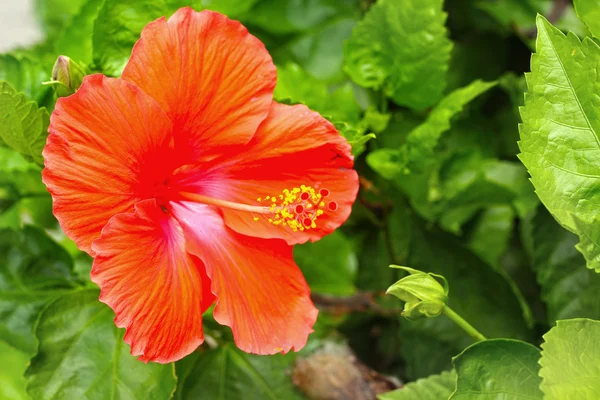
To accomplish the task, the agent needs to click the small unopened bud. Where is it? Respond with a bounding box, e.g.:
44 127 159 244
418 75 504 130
386 266 449 320
44 56 86 97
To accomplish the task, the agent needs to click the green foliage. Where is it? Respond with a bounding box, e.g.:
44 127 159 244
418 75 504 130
532 207 600 322
175 345 303 400
0 55 52 103
26 290 177 399
274 63 361 124
0 82 49 166
294 231 358 296
378 370 455 400
0 226 79 354
367 80 496 179
539 319 600 399
398 221 532 379
55 0 104 65
93 0 172 76
344 0 452 110
0 341 29 400
6 0 600 398
34 0 89 37
519 16 600 271
574 0 600 38
450 339 543 399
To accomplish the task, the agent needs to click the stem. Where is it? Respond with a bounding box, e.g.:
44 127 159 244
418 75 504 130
443 306 487 342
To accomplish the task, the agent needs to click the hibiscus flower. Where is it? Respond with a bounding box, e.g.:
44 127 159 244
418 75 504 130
42 7 358 363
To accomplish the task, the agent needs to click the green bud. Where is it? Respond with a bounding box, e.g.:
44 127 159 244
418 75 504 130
45 56 86 97
386 266 449 320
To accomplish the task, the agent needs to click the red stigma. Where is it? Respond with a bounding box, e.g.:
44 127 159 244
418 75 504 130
295 204 304 214
302 217 312 227
300 192 310 200
319 188 330 197
328 201 338 211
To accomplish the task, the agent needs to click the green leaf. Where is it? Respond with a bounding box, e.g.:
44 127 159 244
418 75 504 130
344 0 453 110
244 0 358 35
466 205 514 269
378 370 456 400
574 0 600 37
398 220 532 379
93 0 173 76
367 80 496 178
25 290 177 400
175 344 303 400
539 318 600 399
450 339 543 399
0 54 52 103
0 161 53 229
294 231 358 296
519 16 600 271
281 18 357 82
335 122 375 157
55 0 104 65
34 0 88 37
194 0 260 17
0 81 49 166
275 63 361 124
0 226 79 354
0 341 29 400
531 207 600 323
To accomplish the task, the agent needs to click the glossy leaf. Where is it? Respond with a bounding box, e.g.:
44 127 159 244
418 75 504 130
55 0 104 65
93 0 172 76
25 290 177 400
519 16 600 271
294 231 358 296
532 207 600 322
573 0 600 38
378 370 455 400
245 0 358 35
344 0 452 109
0 226 79 354
175 344 302 400
282 18 356 82
0 81 49 166
0 341 29 400
540 318 600 399
34 0 88 36
275 63 361 124
367 80 496 178
450 339 543 399
0 54 51 103
466 205 514 269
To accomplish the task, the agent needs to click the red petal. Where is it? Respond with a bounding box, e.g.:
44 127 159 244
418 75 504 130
172 102 359 245
91 199 213 363
42 74 175 254
122 8 276 162
170 201 318 354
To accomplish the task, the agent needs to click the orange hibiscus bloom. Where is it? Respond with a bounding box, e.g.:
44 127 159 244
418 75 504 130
42 7 358 363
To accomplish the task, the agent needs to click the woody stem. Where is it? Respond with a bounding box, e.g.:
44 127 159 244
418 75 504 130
178 192 270 214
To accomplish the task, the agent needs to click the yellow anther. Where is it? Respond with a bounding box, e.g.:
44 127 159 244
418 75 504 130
253 217 259 221
251 185 339 232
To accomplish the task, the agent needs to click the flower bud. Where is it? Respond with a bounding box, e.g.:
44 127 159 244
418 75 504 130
386 266 449 320
46 56 86 97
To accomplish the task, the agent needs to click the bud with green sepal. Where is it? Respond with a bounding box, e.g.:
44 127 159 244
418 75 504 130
43 56 86 97
386 266 448 320
386 265 486 342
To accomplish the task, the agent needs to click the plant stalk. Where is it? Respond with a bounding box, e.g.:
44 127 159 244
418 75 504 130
443 306 487 342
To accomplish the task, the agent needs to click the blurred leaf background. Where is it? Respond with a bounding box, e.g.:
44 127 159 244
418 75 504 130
0 0 599 399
